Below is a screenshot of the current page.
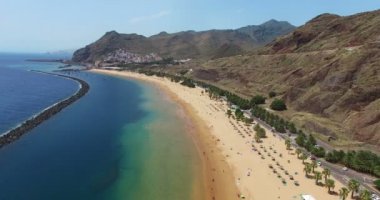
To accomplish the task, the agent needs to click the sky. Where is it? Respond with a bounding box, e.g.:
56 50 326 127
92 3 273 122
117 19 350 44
1 0 380 53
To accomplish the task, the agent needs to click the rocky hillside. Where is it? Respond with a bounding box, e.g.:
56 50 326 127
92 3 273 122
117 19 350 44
183 10 380 149
72 20 295 63
263 10 380 53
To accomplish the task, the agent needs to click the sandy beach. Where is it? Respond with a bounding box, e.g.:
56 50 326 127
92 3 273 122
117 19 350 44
92 69 345 200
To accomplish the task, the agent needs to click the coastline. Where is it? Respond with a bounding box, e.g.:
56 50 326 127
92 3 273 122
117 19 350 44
0 71 90 148
92 69 346 200
91 69 238 200
153 77 239 200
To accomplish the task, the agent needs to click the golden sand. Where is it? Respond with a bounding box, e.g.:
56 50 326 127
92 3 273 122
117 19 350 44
92 69 345 200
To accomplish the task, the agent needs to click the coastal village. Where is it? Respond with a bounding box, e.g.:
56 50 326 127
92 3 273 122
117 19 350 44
103 49 163 64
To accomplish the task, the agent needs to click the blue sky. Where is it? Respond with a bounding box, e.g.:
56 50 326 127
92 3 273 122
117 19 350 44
1 0 379 53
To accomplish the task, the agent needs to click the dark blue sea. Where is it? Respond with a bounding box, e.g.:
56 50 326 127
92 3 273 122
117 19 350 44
0 53 204 200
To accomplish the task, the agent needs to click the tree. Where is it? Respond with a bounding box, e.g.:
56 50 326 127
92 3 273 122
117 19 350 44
314 171 322 185
339 187 349 200
374 179 380 190
226 110 232 118
322 168 331 184
270 99 287 111
254 124 266 139
250 95 266 105
296 148 302 159
300 153 308 164
244 117 253 126
235 109 244 120
275 124 286 133
296 133 306 147
311 160 317 173
288 123 297 134
348 179 360 198
374 166 380 177
311 146 326 158
325 179 335 193
326 150 346 163
350 150 379 174
254 133 261 143
285 139 291 150
305 134 317 151
304 163 312 177
359 190 371 200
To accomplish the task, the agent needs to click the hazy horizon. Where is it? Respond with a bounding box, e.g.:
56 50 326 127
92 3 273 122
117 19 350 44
1 0 380 53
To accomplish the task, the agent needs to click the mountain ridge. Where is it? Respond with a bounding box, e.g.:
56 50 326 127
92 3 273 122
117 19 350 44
72 20 296 63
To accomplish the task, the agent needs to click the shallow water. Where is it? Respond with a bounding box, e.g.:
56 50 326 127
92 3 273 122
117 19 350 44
0 54 204 200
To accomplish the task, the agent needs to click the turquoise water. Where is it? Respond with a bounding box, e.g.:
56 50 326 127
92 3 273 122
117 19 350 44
0 54 204 200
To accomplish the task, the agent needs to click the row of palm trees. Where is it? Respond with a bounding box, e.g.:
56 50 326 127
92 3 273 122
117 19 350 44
299 152 372 200
340 179 372 200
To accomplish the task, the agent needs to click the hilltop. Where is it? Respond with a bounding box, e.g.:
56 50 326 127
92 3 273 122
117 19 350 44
72 20 296 63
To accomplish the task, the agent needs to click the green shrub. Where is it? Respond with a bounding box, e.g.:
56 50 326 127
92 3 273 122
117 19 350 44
270 99 287 111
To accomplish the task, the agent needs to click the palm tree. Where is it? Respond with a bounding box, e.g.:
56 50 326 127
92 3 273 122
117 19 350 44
314 171 322 185
339 187 349 200
304 163 312 177
254 134 261 143
311 160 317 173
322 168 331 184
359 189 371 200
300 153 308 164
348 179 360 198
296 148 302 159
226 110 232 118
325 179 335 193
285 139 291 150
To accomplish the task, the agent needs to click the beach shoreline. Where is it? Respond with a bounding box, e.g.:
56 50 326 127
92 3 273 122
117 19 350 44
92 69 346 200
92 69 238 200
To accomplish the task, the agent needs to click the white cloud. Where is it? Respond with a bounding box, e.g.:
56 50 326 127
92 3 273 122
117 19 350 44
129 10 170 24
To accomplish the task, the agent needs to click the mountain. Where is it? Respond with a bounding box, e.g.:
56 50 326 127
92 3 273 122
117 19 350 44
180 10 380 150
236 19 296 44
72 20 296 63
262 11 380 54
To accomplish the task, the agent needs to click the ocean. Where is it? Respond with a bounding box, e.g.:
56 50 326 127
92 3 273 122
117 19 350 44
0 53 204 200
